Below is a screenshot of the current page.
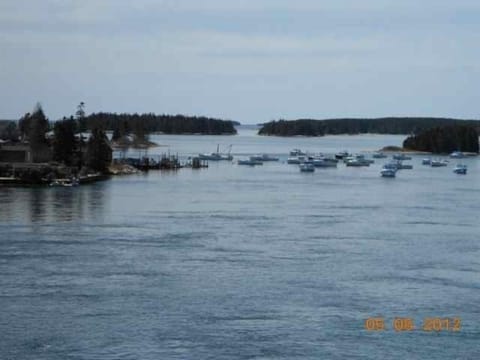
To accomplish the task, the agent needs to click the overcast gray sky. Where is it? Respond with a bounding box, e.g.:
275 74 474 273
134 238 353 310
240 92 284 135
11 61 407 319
1 0 479 123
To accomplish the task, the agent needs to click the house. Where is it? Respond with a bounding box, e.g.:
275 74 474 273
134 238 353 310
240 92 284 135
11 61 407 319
0 142 52 163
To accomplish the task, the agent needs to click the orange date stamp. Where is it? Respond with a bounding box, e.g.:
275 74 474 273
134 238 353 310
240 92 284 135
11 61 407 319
365 317 461 332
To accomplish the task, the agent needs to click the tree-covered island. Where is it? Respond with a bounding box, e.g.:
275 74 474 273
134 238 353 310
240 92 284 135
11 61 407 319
258 117 480 137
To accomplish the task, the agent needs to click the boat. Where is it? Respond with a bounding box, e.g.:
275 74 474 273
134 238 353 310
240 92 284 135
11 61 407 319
290 149 306 156
450 151 465 159
393 154 412 161
431 159 448 167
335 151 350 159
250 154 279 161
198 145 233 161
287 156 306 164
238 158 263 166
393 160 413 170
49 178 80 187
312 158 337 168
422 158 432 165
453 164 467 174
299 163 315 172
380 168 397 177
345 155 372 167
373 152 388 159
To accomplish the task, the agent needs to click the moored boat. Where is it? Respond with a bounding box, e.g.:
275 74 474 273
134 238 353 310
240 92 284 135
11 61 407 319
250 154 279 161
431 159 448 167
299 163 315 172
380 168 397 177
453 164 467 174
450 151 465 159
372 152 387 159
393 154 412 161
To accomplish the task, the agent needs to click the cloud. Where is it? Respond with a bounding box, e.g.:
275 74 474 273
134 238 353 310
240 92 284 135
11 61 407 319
1 0 480 121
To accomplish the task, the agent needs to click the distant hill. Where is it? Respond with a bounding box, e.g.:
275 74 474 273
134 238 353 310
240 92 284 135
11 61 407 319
258 117 480 136
403 125 479 153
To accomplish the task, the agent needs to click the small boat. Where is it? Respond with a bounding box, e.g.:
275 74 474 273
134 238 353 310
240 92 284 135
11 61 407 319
238 158 263 166
287 156 306 164
345 155 372 167
250 154 279 161
335 151 350 159
450 151 465 159
299 163 315 172
49 178 80 187
431 159 448 167
290 149 306 156
372 152 388 159
422 158 432 165
380 168 397 177
394 160 413 170
393 154 412 161
312 158 337 168
453 164 467 174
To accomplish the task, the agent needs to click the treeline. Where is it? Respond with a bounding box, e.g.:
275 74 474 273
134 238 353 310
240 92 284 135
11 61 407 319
403 125 479 153
79 113 237 135
258 118 480 136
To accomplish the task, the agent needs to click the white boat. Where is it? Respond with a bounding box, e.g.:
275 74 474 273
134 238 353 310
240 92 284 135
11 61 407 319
372 152 388 159
299 163 315 172
431 159 448 167
393 154 412 161
287 156 306 164
250 154 279 161
380 168 396 177
290 149 306 156
49 178 80 187
453 164 467 174
198 145 233 161
345 155 372 167
422 158 432 165
450 151 465 159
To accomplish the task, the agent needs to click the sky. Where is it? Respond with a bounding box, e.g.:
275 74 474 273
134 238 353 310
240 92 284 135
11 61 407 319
1 0 480 124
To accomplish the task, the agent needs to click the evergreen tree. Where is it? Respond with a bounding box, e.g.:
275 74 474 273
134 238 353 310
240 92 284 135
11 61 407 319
85 128 112 173
53 119 77 166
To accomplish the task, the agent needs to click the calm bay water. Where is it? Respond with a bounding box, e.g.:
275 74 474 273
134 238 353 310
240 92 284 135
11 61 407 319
1 127 479 359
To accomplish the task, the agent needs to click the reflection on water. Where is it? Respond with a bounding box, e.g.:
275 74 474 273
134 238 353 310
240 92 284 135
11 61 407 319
0 183 108 223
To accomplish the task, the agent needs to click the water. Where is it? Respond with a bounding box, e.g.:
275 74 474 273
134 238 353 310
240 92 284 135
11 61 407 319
1 127 479 359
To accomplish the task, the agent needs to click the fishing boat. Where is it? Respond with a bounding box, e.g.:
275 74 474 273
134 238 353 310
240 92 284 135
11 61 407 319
198 145 233 161
299 163 315 172
453 164 467 174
